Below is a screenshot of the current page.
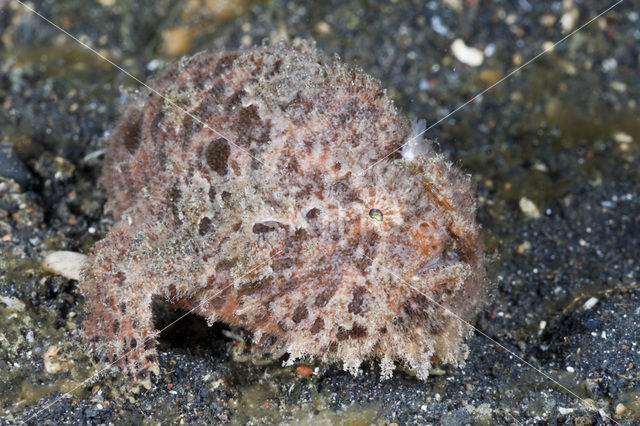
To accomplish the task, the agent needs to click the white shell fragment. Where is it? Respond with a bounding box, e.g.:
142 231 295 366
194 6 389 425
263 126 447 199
451 39 484 67
582 297 599 310
42 251 88 281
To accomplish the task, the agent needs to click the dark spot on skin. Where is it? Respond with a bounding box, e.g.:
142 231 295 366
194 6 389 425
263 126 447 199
198 217 213 236
314 287 335 307
327 341 338 352
130 338 137 348
291 305 308 323
179 113 200 145
272 257 294 272
209 79 225 99
348 286 368 315
278 320 289 332
350 324 367 339
281 155 298 173
121 111 142 153
427 318 448 335
252 312 268 325
238 105 260 130
210 286 230 309
119 303 126 314
227 89 245 110
146 354 156 363
281 92 313 123
205 138 230 175
212 53 239 76
334 162 341 170
281 278 298 293
168 182 183 225
336 327 348 341
144 340 154 350
112 320 120 333
115 271 126 287
253 223 276 234
337 324 368 341
237 105 270 146
208 185 217 202
305 208 320 220
379 326 387 334
232 222 242 232
264 59 282 78
310 317 324 334
355 230 379 273
402 294 435 321
331 175 360 204
290 228 309 243
392 316 405 327
221 191 232 204
215 259 236 271
238 277 272 295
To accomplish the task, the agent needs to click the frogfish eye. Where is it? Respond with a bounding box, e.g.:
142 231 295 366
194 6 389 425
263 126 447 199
368 208 383 221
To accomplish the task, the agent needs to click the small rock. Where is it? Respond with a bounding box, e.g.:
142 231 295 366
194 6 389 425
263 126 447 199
315 21 332 35
43 346 62 374
615 403 626 415
539 14 557 27
0 295 26 311
516 241 531 254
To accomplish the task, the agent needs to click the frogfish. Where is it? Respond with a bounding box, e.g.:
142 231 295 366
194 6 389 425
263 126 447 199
44 41 487 381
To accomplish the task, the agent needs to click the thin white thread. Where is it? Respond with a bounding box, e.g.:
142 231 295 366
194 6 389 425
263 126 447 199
362 253 621 425
9 0 285 178
362 0 626 174
505 412 523 426
22 248 286 424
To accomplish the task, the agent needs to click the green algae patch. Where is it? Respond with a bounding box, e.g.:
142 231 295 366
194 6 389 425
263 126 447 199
0 300 96 414
232 380 385 426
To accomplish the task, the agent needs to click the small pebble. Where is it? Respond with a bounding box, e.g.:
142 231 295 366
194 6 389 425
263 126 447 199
560 8 579 32
613 132 633 144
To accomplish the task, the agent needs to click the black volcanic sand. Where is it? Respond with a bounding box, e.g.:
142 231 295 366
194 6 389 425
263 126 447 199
1 0 639 424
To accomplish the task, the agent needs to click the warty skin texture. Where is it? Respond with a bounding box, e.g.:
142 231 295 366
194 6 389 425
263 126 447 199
80 41 487 381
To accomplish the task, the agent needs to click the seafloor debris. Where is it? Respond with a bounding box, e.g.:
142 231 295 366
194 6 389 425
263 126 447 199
46 41 487 380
